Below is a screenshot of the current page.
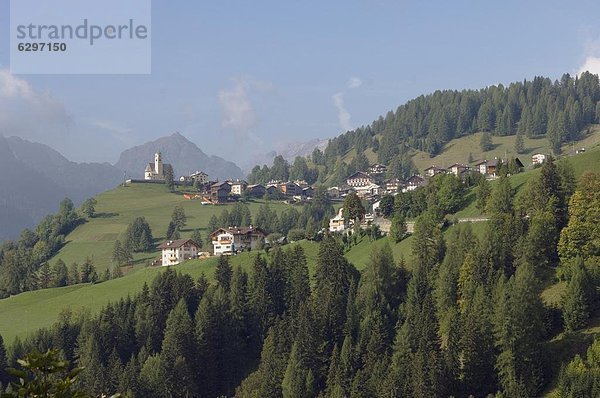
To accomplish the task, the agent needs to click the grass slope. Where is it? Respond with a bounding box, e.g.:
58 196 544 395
50 184 291 273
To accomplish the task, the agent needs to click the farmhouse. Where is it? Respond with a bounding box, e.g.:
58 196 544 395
144 151 174 181
210 226 266 255
246 184 266 198
404 175 426 192
447 163 468 176
532 153 546 165
211 181 231 203
424 166 445 178
369 163 388 175
347 171 374 187
474 159 500 176
158 239 201 266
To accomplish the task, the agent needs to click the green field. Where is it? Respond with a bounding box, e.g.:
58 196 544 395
2 130 600 367
410 125 600 173
49 184 292 273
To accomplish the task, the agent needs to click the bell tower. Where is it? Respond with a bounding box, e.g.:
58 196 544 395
155 151 163 177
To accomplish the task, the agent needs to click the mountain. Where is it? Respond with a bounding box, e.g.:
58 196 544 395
114 132 244 181
277 137 329 161
0 136 123 241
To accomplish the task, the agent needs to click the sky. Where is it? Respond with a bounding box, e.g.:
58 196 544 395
1 0 600 165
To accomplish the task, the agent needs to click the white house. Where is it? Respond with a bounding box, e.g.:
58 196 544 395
346 171 374 187
210 226 266 255
532 153 546 165
403 175 426 192
229 179 248 195
158 239 202 266
145 151 174 181
329 208 347 232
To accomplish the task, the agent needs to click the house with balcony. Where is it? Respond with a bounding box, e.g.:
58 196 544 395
158 239 202 266
210 226 266 255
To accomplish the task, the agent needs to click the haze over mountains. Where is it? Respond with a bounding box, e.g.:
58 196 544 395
0 132 245 241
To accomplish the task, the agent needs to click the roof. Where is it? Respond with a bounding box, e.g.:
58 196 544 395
424 165 444 171
514 157 525 167
447 163 467 169
487 159 499 167
145 163 153 172
247 184 265 189
407 175 425 183
347 171 372 180
474 159 488 166
158 239 201 249
229 179 248 185
211 181 231 188
211 226 266 237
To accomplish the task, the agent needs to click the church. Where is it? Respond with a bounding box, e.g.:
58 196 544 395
144 151 174 181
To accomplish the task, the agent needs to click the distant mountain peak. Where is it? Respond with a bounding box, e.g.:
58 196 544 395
114 133 243 180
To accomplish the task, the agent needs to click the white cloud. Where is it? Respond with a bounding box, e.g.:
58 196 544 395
332 92 351 132
577 56 600 76
347 77 362 89
218 79 257 131
0 69 70 138
217 77 273 148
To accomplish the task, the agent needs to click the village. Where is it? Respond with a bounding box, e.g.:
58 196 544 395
134 150 549 267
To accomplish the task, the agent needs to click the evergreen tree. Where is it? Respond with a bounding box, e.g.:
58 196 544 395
562 262 591 332
475 177 491 213
514 131 525 153
112 239 132 266
160 299 198 397
190 229 203 248
53 259 68 287
480 132 493 151
215 255 233 292
342 192 365 222
389 212 407 243
171 205 187 229
165 166 175 192
80 197 97 218
68 262 80 285
38 262 53 289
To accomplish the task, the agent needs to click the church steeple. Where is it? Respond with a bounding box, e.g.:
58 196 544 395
154 151 163 176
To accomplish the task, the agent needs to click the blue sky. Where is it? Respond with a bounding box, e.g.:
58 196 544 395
1 0 600 165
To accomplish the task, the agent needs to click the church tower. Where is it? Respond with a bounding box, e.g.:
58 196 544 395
154 151 163 177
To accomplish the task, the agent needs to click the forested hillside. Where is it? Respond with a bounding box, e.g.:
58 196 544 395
1 158 600 397
249 72 600 186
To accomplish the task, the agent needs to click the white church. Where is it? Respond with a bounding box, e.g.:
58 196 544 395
144 151 174 181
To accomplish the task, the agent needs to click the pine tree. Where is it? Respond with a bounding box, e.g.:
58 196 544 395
68 262 80 285
480 132 493 151
389 212 407 243
38 262 53 289
475 177 491 213
171 205 187 229
161 299 198 397
215 255 233 291
53 259 68 287
562 262 591 332
190 229 203 248
514 131 525 153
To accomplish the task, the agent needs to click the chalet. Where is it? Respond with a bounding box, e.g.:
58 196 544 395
211 181 231 203
474 159 500 176
328 185 352 199
210 226 266 255
190 171 209 184
355 183 382 198
265 185 281 196
385 178 404 194
329 208 347 232
369 164 388 175
246 184 266 198
229 179 248 196
404 175 426 192
158 239 202 266
532 153 546 165
447 163 468 176
424 166 446 178
279 181 301 196
346 171 374 187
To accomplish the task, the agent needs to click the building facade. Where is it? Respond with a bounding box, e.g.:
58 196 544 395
159 239 201 266
145 151 173 181
210 226 266 255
